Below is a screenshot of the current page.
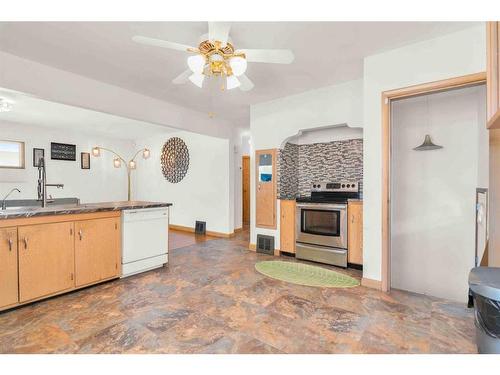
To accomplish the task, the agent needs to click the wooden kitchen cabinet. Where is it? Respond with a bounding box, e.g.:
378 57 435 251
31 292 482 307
255 149 277 229
487 22 500 129
75 217 121 287
18 222 75 302
280 199 296 253
0 227 19 309
348 201 363 266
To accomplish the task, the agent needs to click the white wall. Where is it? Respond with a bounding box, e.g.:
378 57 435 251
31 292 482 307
390 85 487 302
134 130 232 235
362 25 486 282
288 125 363 145
0 121 134 202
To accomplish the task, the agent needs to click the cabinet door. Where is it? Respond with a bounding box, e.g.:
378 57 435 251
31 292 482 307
256 149 277 229
348 202 363 265
487 22 500 128
280 199 296 253
75 217 120 287
18 222 75 302
0 227 19 308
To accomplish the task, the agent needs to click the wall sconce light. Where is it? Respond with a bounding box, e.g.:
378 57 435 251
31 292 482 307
92 146 151 201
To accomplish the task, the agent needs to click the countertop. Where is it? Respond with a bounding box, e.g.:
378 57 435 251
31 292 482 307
0 201 172 220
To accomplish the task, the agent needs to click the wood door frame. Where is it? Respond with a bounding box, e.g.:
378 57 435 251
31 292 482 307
242 155 250 225
255 148 277 229
381 72 486 292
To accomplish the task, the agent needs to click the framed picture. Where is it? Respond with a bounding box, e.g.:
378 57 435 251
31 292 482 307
51 142 76 161
81 152 90 169
33 148 45 167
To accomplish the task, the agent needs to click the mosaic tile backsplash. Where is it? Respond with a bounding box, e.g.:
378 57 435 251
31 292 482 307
278 139 363 199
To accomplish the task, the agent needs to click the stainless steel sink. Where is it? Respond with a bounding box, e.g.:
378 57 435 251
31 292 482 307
0 197 80 210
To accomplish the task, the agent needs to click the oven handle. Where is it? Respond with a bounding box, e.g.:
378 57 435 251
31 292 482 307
296 242 347 253
296 203 347 210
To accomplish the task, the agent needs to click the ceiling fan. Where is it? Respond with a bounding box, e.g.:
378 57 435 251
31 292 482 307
132 22 294 92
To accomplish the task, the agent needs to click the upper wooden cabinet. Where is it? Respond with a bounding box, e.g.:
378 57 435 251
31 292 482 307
255 149 277 229
75 217 121 287
280 199 296 253
487 22 500 129
18 222 75 303
0 227 19 309
348 201 363 266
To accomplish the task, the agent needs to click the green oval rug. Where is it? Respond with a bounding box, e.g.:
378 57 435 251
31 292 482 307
255 261 360 288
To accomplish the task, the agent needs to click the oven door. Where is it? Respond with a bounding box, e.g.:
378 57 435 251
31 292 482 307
296 203 347 248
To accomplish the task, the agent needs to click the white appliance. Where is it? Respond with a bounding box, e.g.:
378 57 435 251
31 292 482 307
121 207 169 277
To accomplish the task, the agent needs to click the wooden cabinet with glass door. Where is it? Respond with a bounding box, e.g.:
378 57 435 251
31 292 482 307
255 149 277 229
487 22 500 129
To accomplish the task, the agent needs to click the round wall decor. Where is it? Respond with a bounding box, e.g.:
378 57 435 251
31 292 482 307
161 137 189 183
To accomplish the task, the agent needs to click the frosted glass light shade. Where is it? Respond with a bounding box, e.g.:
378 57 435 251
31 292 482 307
226 75 240 90
113 158 121 168
229 56 247 76
187 54 205 74
91 147 100 157
189 73 205 88
128 160 137 170
142 148 150 159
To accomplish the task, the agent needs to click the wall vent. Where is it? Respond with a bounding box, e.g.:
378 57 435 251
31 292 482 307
256 234 275 255
195 221 206 235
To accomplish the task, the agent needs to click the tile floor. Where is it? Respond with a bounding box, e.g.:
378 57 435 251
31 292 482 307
0 228 477 353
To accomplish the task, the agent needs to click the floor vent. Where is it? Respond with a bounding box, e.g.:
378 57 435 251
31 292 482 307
195 221 206 235
256 234 275 255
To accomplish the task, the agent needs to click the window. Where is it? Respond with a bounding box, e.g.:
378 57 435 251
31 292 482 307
0 140 25 169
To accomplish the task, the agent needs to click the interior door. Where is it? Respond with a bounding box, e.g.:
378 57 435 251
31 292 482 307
75 217 120 287
255 149 277 228
242 156 250 224
0 227 19 308
18 222 75 302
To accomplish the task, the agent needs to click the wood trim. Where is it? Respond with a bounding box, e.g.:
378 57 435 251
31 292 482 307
487 22 500 128
487 109 500 129
361 277 382 290
168 224 233 238
0 210 121 229
249 243 256 251
381 72 486 293
234 227 243 233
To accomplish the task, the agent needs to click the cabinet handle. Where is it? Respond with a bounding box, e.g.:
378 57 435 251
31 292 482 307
78 229 83 241
8 238 13 251
351 214 355 224
23 237 28 250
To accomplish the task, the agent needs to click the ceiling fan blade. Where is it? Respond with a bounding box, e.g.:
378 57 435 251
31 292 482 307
239 74 254 91
172 69 191 85
132 35 194 52
239 49 295 64
208 22 231 46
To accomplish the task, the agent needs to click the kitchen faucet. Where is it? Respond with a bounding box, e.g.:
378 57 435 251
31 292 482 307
1 188 21 210
37 157 64 207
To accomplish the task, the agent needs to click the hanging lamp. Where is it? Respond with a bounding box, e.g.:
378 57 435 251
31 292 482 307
413 96 443 151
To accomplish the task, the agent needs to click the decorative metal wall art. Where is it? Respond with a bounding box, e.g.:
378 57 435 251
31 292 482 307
161 137 189 183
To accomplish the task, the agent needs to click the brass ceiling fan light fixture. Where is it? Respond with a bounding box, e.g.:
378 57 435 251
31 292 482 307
132 22 295 92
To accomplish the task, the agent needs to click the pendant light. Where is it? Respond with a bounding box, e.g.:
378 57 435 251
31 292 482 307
413 96 443 151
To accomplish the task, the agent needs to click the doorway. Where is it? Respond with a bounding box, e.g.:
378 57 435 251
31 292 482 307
242 155 250 225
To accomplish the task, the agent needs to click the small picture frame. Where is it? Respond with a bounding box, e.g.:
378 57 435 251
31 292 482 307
33 148 44 167
81 152 90 169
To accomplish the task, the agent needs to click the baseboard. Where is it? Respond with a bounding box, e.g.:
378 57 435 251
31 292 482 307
249 243 256 251
169 224 233 238
234 227 243 233
361 277 382 290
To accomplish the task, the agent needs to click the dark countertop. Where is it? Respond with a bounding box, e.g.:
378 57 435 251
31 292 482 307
0 201 172 220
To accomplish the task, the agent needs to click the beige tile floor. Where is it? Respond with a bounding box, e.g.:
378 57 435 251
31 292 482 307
0 229 477 353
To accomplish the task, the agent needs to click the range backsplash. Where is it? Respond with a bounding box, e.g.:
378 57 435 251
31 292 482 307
278 138 363 199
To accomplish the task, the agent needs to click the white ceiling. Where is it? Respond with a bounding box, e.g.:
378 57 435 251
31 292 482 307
0 22 480 124
0 88 177 140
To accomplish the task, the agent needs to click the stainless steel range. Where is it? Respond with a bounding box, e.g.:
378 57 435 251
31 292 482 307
295 182 360 268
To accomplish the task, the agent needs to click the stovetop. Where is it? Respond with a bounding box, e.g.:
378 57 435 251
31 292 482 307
296 181 361 204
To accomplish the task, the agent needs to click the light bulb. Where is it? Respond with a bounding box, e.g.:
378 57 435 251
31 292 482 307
187 54 205 74
226 75 240 90
142 148 150 159
91 147 100 157
189 73 205 88
113 158 121 168
229 56 247 77
128 160 137 170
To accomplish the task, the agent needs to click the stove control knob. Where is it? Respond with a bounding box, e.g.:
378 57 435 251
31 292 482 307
313 184 317 188
317 184 321 188
342 184 345 188
347 184 350 188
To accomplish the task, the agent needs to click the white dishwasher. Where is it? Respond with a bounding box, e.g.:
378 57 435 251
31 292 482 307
121 206 169 277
